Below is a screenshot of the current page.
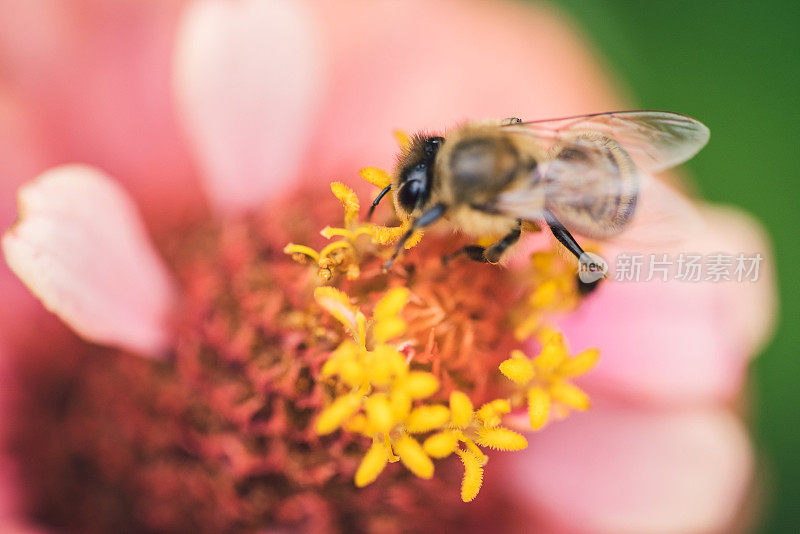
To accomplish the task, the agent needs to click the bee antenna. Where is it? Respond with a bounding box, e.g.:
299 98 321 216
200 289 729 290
367 185 391 221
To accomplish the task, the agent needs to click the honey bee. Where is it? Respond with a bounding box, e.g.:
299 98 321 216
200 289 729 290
370 111 710 280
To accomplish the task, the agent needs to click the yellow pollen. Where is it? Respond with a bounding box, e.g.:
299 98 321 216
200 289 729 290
393 129 412 151
498 332 599 431
355 439 391 487
394 433 434 479
405 405 451 433
359 167 392 189
285 178 423 281
311 285 531 502
475 427 528 451
511 250 586 341
456 449 485 503
449 391 474 428
423 431 459 459
287 157 604 506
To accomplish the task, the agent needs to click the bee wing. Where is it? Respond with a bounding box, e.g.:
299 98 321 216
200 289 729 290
495 160 703 249
494 111 709 242
504 110 710 173
494 129 641 239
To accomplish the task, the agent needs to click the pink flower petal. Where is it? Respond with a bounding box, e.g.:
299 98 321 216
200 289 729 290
0 88 66 351
0 472 45 533
559 280 744 405
493 404 753 534
0 0 202 231
694 205 776 356
557 203 775 405
2 165 177 357
174 0 323 214
0 89 50 233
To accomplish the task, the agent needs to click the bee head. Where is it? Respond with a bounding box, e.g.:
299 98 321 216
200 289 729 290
394 135 444 216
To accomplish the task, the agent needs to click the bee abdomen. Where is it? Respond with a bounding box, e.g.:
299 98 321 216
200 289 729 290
545 132 638 239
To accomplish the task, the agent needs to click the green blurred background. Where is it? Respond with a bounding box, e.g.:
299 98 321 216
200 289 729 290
544 1 799 532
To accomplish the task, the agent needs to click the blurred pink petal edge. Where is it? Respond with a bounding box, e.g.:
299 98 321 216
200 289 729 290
0 0 201 232
496 404 753 534
174 0 323 214
1 165 177 357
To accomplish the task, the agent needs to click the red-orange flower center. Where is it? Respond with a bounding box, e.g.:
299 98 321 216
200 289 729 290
4 179 596 533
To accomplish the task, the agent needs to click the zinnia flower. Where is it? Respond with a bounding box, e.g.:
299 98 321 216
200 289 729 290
0 1 775 533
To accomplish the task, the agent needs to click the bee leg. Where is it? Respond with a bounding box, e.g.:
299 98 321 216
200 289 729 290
543 210 602 295
367 185 392 221
383 203 447 270
441 245 489 265
543 210 585 259
442 220 522 265
483 219 522 263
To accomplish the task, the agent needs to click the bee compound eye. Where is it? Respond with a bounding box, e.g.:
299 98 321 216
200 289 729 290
424 136 444 155
398 178 424 211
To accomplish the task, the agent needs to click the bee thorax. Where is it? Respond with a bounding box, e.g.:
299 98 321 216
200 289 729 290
445 136 520 203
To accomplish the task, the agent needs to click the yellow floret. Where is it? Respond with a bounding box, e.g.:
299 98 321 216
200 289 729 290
373 287 410 320
338 358 366 388
405 405 450 433
364 393 395 434
393 434 434 479
497 332 599 431
535 333 568 372
529 279 559 308
498 351 535 384
343 413 368 434
355 439 391 487
476 427 528 451
477 399 511 428
396 371 439 400
449 391 474 428
393 129 412 151
558 348 601 378
549 381 590 411
527 386 551 431
282 243 321 262
368 220 424 249
330 182 360 225
373 317 406 344
423 431 459 459
364 348 395 387
389 389 412 422
359 166 392 188
315 393 362 436
314 286 364 342
456 449 485 503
